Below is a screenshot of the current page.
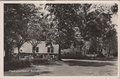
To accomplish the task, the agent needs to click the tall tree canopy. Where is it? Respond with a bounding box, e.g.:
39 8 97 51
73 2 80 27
46 3 118 58
4 3 118 61
4 4 38 60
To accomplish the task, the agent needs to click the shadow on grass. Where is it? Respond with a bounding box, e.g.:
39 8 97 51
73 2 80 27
33 60 62 66
63 60 114 67
4 70 51 76
4 72 40 76
39 71 51 74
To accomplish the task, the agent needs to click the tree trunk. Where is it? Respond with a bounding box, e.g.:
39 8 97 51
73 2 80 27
32 46 36 58
17 46 21 60
18 47 21 54
58 44 61 60
4 49 10 61
4 44 12 62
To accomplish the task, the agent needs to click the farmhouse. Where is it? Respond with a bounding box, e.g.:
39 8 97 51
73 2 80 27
13 41 59 60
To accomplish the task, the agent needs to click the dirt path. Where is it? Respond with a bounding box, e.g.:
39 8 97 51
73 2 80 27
4 59 118 76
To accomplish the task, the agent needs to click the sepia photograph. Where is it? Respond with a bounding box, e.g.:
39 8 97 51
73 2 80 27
2 1 119 77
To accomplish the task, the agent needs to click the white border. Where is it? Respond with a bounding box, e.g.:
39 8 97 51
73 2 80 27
1 1 120 3
0 1 120 79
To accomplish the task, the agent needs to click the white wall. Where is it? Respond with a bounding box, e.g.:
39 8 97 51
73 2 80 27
36 41 59 54
36 41 47 53
14 42 33 53
20 42 33 53
13 41 59 54
13 47 18 53
53 44 59 54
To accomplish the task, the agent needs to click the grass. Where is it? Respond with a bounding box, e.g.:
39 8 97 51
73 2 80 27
4 59 118 76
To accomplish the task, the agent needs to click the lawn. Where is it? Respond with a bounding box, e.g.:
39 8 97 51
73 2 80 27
4 59 118 76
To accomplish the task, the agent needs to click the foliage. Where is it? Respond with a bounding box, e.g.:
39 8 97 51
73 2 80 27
46 3 118 58
4 3 118 61
4 4 38 60
4 60 31 71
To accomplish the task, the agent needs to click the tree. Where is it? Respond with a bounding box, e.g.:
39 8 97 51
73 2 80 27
46 4 82 60
26 13 49 55
46 3 118 59
4 4 38 61
73 3 118 57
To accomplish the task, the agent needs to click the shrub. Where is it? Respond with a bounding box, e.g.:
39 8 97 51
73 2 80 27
32 58 48 65
4 60 31 71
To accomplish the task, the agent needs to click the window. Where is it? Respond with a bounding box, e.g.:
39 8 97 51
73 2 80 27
51 47 54 53
48 47 50 53
47 47 54 53
36 47 39 52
